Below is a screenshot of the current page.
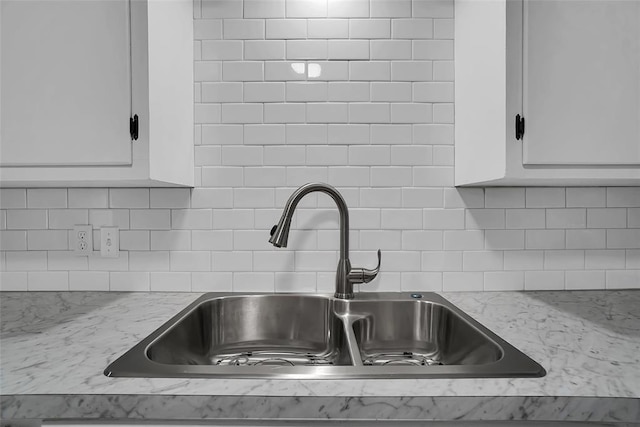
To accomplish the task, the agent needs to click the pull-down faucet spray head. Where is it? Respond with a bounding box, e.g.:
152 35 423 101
269 217 291 248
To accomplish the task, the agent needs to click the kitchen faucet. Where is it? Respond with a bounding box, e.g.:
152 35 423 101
269 182 381 299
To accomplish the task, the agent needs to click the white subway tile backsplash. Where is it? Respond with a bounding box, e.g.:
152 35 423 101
484 271 524 291
607 229 640 249
69 271 109 291
485 188 525 209
222 62 264 81
465 209 505 230
120 231 150 251
202 40 243 60
328 0 369 17
391 61 432 82
202 82 243 102
587 208 627 229
606 270 640 289
504 250 543 271
443 272 483 292
607 187 640 207
506 209 545 229
413 0 454 18
463 251 503 272
0 231 27 251
287 40 328 60
525 271 564 290
432 60 454 81
130 210 171 230
565 229 606 249
350 19 390 39
192 271 233 291
233 272 275 292
485 230 524 250
0 189 26 209
526 188 565 208
109 272 149 291
371 0 411 18
371 41 412 60
68 189 109 209
244 0 285 18
329 40 371 61
26 189 67 208
628 208 640 228
390 104 432 124
566 188 606 208
27 230 68 250
307 103 349 123
28 271 68 291
349 62 390 81
444 230 484 250
202 0 243 18
129 251 170 272
526 230 565 250
171 210 213 230
308 19 348 38
392 19 433 39
6 210 47 230
286 0 327 18
1 1 634 295
195 61 222 82
544 250 584 271
264 104 306 123
546 209 586 229
565 270 605 290
194 19 222 40
171 251 211 271
223 19 265 39
47 251 87 271
585 249 626 270
221 103 263 123
266 19 306 39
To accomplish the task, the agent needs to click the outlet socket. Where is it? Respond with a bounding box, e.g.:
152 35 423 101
73 225 93 256
100 226 119 258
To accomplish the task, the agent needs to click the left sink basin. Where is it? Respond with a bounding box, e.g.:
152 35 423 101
147 294 352 367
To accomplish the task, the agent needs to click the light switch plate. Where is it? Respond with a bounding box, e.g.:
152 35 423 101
100 226 119 258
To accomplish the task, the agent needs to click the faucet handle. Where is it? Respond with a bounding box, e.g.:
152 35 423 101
348 249 381 285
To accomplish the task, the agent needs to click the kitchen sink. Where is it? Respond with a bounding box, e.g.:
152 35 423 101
105 292 545 379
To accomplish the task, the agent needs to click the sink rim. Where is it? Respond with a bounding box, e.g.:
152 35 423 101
104 292 546 379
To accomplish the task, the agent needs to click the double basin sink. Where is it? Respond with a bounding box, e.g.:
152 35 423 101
105 292 545 379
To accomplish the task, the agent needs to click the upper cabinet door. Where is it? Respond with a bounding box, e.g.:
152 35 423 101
1 0 132 166
523 0 640 166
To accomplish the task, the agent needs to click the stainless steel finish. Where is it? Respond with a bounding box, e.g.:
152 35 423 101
269 183 381 299
105 292 545 379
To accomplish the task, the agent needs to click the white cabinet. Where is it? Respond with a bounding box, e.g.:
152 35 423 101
0 0 194 187
455 0 640 186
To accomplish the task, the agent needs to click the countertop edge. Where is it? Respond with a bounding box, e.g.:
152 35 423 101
2 394 640 422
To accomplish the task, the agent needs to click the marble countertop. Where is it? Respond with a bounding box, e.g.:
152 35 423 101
1 290 639 423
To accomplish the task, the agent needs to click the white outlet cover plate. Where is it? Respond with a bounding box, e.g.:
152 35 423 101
73 225 93 256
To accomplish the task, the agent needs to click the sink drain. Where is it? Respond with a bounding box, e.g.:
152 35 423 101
363 352 443 367
212 351 335 367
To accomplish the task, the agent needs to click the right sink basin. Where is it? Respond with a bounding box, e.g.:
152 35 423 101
104 292 545 379
350 299 503 367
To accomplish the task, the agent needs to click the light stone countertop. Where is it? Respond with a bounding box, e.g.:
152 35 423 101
1 290 639 423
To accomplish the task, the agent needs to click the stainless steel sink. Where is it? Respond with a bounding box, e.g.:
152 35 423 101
105 292 545 379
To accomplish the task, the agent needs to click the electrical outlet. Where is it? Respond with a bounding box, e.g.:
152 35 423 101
100 226 119 258
73 225 93 256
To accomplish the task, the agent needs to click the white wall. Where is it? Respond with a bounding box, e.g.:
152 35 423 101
0 0 638 292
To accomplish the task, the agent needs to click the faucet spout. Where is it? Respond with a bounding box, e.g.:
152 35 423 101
269 183 380 299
